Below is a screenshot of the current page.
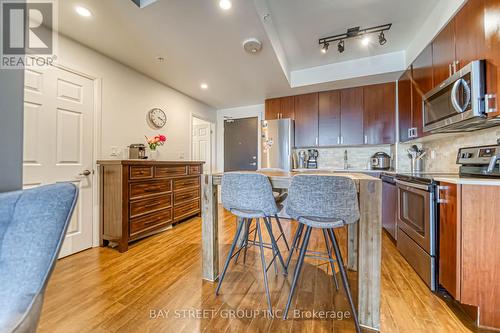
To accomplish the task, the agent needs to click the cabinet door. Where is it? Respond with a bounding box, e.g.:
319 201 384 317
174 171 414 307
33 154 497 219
484 0 500 118
411 45 433 139
432 19 456 87
265 98 281 120
363 83 395 144
398 68 412 142
455 0 485 71
318 90 341 146
294 93 319 147
340 87 364 145
438 182 461 300
280 96 295 120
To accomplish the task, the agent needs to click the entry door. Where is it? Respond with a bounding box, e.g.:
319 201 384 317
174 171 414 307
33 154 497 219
224 117 258 171
23 65 94 258
192 123 212 174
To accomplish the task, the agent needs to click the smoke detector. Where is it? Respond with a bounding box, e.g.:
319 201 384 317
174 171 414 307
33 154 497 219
243 38 262 54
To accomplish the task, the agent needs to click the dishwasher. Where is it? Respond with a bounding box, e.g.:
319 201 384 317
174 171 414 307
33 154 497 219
381 173 397 240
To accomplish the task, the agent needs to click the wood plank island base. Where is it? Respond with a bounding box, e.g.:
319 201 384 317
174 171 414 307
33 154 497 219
97 160 204 252
201 171 382 331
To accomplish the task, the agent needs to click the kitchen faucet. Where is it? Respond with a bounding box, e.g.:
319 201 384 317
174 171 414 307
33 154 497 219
344 150 348 170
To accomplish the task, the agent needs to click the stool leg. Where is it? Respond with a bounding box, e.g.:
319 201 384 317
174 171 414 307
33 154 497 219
285 223 304 270
284 226 312 319
275 214 290 251
243 218 252 264
322 229 339 290
256 218 273 313
216 217 245 295
234 218 249 264
264 217 288 275
328 229 361 333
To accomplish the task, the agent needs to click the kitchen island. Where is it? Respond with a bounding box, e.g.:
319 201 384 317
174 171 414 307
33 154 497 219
201 171 382 331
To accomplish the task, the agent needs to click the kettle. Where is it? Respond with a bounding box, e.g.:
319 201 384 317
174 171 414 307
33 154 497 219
370 152 391 170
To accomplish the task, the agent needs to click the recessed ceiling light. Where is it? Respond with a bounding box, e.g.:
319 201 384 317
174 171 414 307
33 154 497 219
75 6 92 17
361 36 370 46
219 0 232 10
201 83 209 90
156 56 165 63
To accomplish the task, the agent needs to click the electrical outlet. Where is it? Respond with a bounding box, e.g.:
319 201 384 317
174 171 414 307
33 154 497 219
110 146 119 157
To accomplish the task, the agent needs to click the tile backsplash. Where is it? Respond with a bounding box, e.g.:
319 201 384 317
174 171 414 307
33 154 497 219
397 127 500 173
295 146 393 170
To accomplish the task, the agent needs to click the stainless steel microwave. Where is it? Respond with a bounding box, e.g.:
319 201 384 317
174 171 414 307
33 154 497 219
423 60 496 133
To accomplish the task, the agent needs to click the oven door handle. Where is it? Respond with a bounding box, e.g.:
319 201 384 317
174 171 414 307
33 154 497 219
396 180 431 191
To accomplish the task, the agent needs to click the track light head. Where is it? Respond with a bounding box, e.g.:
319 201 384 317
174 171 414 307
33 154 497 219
337 40 345 53
378 31 387 45
321 42 329 54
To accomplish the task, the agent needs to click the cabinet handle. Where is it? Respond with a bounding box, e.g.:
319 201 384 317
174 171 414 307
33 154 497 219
485 94 497 114
436 185 449 204
364 135 368 144
449 63 453 77
340 136 344 144
454 60 459 73
408 128 412 138
315 137 319 146
413 127 418 138
337 136 341 145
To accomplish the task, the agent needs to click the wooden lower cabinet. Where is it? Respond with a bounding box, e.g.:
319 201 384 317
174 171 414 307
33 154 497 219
98 160 203 252
438 183 500 330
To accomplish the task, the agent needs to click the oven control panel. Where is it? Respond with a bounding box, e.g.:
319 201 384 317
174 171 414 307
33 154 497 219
457 145 498 165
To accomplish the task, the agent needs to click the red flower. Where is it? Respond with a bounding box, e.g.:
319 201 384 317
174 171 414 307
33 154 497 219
159 135 166 142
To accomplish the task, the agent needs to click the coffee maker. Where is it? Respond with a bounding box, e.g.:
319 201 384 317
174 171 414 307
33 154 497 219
307 149 319 169
129 144 147 159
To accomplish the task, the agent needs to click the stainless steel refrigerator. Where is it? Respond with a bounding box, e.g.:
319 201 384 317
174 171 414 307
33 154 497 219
261 119 294 171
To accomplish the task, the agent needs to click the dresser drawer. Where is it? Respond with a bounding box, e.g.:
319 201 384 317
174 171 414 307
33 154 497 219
174 176 200 191
174 188 200 205
174 199 200 220
130 166 153 180
130 195 172 218
155 165 188 178
129 180 172 200
130 209 172 239
188 165 202 175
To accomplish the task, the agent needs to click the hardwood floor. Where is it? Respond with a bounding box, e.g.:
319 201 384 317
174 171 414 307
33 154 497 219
39 208 485 333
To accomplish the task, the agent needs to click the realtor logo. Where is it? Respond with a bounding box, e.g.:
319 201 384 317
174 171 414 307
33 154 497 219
1 0 57 69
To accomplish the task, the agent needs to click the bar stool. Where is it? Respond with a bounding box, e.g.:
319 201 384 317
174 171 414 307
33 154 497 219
283 174 361 333
216 172 289 312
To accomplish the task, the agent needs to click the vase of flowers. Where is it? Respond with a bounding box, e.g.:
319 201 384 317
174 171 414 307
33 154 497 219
145 134 166 160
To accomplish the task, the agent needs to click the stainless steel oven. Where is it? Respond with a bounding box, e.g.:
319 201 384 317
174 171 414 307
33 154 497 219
423 60 496 133
396 179 437 290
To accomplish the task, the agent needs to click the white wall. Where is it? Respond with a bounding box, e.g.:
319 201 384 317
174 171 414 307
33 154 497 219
216 104 264 172
56 35 216 161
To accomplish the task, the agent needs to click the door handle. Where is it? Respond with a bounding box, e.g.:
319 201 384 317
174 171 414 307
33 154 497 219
79 170 92 176
485 94 497 114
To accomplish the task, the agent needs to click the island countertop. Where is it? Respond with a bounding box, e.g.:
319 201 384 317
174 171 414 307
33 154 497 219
201 171 382 331
97 159 205 165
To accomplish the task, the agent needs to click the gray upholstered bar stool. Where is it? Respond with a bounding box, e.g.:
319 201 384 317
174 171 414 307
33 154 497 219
216 172 289 312
283 174 361 333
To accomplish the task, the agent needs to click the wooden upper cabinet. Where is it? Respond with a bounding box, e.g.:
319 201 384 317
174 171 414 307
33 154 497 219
294 93 318 147
340 87 364 145
363 83 396 145
398 68 413 142
265 96 295 120
438 182 461 300
454 0 485 71
318 90 341 146
412 45 433 138
484 0 500 118
432 19 456 87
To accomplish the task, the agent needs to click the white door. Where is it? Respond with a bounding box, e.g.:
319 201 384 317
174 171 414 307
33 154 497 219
192 123 211 174
23 65 94 258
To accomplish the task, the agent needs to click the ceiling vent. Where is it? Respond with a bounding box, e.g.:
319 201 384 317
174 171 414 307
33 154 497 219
243 38 262 54
131 0 158 8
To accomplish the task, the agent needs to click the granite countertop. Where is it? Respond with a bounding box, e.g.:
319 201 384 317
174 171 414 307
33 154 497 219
433 176 500 186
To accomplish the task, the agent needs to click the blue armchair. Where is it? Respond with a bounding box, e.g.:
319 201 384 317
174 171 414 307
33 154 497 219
0 183 78 333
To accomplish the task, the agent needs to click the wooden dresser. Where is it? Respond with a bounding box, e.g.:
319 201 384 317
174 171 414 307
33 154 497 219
97 160 203 252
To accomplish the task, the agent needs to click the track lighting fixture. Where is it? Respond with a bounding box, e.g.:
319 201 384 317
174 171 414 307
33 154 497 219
378 31 387 45
321 42 329 54
319 23 391 54
337 40 345 53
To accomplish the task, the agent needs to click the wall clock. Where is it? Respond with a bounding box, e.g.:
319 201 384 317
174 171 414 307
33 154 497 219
148 108 167 129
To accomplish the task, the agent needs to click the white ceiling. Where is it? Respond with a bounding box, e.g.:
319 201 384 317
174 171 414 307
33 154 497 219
55 0 441 109
267 0 439 71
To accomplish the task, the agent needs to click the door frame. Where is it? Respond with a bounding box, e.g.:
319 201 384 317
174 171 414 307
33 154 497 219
51 62 103 249
190 113 216 174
